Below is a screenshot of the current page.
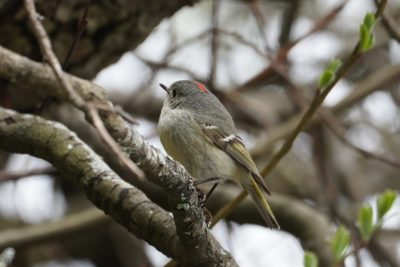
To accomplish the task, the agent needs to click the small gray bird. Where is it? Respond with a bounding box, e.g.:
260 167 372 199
158 80 279 229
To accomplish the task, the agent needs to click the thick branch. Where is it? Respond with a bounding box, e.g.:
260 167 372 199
0 108 237 267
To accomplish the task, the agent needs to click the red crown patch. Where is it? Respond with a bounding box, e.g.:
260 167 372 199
194 81 208 93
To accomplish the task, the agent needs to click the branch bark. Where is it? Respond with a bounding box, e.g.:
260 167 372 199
0 107 237 267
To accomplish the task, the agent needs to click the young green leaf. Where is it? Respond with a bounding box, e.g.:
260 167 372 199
318 59 342 90
319 71 334 89
327 59 342 73
358 12 376 52
304 251 318 267
331 226 350 263
366 34 375 51
377 190 397 220
358 204 374 241
363 13 376 31
359 25 371 52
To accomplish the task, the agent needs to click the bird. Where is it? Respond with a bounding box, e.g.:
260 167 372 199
157 80 279 229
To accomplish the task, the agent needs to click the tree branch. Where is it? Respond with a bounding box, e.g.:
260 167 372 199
0 107 236 267
0 208 108 250
0 167 56 182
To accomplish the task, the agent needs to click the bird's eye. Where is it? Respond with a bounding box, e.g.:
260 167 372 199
171 89 177 98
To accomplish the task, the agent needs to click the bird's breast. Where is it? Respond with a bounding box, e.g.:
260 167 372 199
158 108 236 181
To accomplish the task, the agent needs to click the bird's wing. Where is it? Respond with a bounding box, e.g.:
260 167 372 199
200 123 271 195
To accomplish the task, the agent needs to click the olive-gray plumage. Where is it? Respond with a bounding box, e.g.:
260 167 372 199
158 80 279 228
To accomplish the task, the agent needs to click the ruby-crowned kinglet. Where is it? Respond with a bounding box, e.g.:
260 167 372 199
158 80 279 229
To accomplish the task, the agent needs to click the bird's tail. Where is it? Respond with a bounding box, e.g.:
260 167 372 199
242 175 280 229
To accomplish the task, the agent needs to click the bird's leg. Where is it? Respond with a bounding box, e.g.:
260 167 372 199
193 177 225 227
204 182 219 202
193 176 225 203
193 176 223 185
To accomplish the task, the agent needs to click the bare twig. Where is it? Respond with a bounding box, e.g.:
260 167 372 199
321 110 400 169
62 0 92 68
165 31 209 61
114 105 139 125
211 191 247 227
24 0 144 180
0 167 57 182
87 106 145 179
311 126 338 219
278 0 300 46
217 28 267 58
249 0 272 53
209 0 220 88
0 207 108 250
374 0 400 43
136 55 204 81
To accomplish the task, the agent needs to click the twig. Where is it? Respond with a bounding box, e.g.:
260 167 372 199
370 230 400 267
209 0 220 88
321 110 400 169
165 30 209 61
374 0 400 43
135 55 203 81
23 0 144 180
249 0 272 53
0 167 57 182
211 191 247 227
342 242 367 261
0 207 108 250
114 105 139 125
253 0 308 110
87 106 145 179
278 0 300 46
310 126 338 219
217 28 267 58
62 0 92 68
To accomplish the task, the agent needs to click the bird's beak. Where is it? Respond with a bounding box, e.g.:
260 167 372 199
159 83 168 93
